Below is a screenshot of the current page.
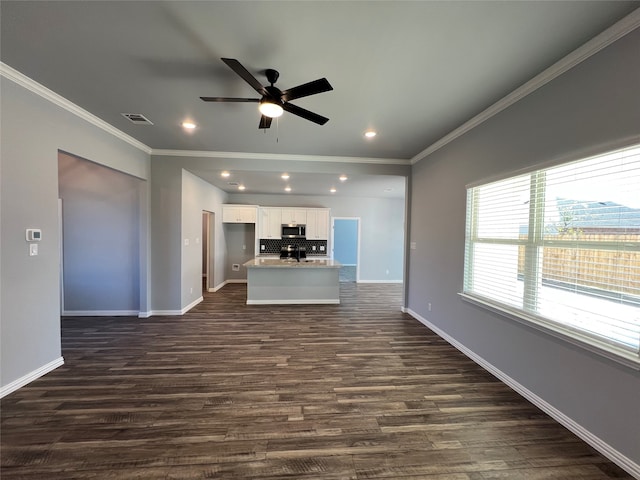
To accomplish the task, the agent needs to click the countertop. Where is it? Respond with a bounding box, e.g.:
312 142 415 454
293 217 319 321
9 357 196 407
244 257 342 268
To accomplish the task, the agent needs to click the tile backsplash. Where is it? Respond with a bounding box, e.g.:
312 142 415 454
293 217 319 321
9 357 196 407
259 239 328 256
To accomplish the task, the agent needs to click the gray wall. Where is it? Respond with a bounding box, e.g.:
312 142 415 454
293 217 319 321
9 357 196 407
181 170 228 306
150 162 229 313
228 193 405 282
58 152 142 313
223 224 256 281
0 78 149 391
407 28 640 464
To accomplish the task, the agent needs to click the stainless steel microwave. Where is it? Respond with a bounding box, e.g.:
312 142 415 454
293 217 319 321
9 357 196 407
281 224 306 239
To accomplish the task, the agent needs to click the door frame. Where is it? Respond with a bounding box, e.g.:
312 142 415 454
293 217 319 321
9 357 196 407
331 216 361 282
202 211 215 292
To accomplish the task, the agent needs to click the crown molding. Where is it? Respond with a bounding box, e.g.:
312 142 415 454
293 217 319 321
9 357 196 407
411 7 640 165
0 62 152 154
152 149 411 166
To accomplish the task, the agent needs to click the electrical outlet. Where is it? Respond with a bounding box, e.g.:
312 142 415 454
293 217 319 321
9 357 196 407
184 238 189 246
312 245 316 251
261 245 265 251
320 245 325 251
232 264 240 271
428 303 432 311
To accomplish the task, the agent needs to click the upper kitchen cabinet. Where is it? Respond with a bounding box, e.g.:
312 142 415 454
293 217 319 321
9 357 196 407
306 208 331 240
258 207 282 239
281 208 307 225
222 205 258 223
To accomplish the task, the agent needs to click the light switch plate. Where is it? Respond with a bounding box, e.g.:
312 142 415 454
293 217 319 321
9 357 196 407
29 243 38 256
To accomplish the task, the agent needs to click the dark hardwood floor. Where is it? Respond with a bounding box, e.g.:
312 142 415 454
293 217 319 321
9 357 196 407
1 283 632 479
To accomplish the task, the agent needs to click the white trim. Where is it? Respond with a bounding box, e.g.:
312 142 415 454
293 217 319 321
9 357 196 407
138 311 152 318
210 279 247 292
405 308 640 479
144 296 204 316
152 149 409 165
0 62 152 154
356 279 403 284
182 296 203 314
331 216 361 282
246 299 340 305
62 310 139 317
1 357 64 398
411 9 640 165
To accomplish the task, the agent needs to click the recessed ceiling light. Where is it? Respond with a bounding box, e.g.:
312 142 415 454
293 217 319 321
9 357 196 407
330 187 337 193
221 171 230 178
238 185 246 191
285 186 292 192
281 173 290 180
339 175 348 182
364 130 377 138
182 121 196 130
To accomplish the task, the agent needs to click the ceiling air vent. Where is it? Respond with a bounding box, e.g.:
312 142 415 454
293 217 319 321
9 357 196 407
121 113 154 125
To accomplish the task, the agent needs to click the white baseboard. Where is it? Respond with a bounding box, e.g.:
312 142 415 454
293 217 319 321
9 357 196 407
1 357 64 398
148 296 204 316
211 279 247 292
356 280 403 284
405 308 640 479
246 299 340 305
62 310 138 317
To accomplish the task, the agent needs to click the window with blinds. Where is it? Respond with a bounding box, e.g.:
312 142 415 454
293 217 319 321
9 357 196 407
463 145 640 366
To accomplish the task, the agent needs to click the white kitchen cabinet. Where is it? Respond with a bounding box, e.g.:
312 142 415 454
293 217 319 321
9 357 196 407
258 207 282 239
222 205 257 223
281 207 307 225
306 208 330 240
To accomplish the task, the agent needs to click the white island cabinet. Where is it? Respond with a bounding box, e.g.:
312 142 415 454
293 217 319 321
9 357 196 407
244 257 341 304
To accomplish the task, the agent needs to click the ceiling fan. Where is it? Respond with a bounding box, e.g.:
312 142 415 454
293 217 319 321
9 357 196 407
200 58 333 129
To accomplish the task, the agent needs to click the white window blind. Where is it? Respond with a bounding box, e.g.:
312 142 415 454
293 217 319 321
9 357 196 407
463 145 640 366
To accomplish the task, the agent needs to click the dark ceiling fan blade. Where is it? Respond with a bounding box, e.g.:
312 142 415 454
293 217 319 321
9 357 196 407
221 58 267 95
200 97 259 102
281 78 333 102
258 115 272 129
282 102 329 125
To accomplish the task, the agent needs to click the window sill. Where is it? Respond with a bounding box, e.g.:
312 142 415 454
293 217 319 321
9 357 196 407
458 292 640 371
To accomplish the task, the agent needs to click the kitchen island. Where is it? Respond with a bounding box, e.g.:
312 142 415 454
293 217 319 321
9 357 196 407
243 257 342 305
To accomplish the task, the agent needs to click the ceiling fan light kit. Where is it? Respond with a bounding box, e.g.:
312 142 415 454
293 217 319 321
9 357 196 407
201 58 332 129
258 99 283 118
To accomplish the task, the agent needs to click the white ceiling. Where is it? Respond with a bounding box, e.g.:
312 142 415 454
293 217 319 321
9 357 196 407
1 1 637 196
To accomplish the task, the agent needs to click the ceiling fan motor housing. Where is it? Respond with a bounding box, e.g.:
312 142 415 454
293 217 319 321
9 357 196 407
265 68 280 85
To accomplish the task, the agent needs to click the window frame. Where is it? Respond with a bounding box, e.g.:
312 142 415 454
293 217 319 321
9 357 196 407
462 145 640 369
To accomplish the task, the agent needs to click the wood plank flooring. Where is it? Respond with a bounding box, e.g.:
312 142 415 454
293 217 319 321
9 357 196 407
1 283 633 479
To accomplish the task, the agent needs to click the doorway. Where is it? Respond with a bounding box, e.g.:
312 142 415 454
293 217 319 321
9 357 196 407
202 211 215 292
332 217 360 283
